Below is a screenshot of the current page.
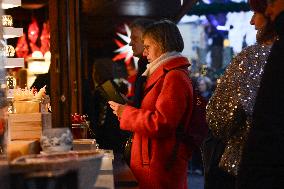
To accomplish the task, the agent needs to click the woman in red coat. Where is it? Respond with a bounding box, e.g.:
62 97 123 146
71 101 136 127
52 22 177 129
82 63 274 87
109 20 194 189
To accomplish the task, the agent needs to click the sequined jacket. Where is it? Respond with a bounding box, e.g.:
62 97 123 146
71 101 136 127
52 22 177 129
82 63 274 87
237 12 284 189
206 44 271 176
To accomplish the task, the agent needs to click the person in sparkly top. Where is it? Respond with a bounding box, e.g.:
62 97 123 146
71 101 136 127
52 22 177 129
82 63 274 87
204 0 277 188
238 0 284 188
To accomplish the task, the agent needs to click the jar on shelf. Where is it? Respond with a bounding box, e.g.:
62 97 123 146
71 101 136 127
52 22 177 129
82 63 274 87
6 75 16 98
71 122 88 139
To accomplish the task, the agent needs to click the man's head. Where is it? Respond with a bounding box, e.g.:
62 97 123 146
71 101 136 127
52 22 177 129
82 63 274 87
129 19 154 58
266 0 284 21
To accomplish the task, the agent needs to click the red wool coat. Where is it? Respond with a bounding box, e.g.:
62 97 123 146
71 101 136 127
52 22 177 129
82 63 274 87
120 56 194 189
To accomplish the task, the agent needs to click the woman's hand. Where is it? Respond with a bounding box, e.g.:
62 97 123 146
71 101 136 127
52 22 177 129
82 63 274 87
108 101 126 118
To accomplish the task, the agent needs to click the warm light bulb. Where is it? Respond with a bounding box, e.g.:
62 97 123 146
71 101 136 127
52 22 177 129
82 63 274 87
2 15 13 27
223 39 230 47
44 51 51 60
32 51 44 58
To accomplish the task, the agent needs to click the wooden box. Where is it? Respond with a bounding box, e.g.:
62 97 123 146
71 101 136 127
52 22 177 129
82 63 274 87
8 113 42 141
13 101 40 114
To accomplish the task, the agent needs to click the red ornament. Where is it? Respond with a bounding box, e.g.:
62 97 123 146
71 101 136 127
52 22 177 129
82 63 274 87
28 18 40 44
40 21 50 55
15 19 51 63
15 33 29 59
71 113 88 124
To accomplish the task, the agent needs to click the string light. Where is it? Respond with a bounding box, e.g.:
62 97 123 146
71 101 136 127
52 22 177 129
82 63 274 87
2 15 13 27
1 45 15 57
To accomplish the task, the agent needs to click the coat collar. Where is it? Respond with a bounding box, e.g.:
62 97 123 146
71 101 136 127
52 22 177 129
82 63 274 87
144 56 190 92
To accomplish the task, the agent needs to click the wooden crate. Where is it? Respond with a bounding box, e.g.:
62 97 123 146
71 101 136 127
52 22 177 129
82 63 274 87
8 113 42 141
13 101 40 114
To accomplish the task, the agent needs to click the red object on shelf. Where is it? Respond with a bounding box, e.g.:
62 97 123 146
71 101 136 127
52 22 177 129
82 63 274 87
71 124 88 139
15 33 29 59
71 113 89 139
71 113 88 124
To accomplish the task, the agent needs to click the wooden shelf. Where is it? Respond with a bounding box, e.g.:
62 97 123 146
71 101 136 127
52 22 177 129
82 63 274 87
1 0 21 9
4 58 24 68
3 27 23 39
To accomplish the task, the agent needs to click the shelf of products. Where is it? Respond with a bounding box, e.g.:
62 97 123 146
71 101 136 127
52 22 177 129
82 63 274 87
2 0 24 68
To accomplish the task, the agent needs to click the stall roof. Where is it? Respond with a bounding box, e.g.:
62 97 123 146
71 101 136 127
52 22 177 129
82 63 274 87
80 0 198 50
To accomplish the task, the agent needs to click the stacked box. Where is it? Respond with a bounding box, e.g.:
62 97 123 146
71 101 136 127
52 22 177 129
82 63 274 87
8 113 42 142
13 101 40 114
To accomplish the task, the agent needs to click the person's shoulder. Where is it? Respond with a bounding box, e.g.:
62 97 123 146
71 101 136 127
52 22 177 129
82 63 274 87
224 44 270 77
239 44 258 55
165 68 191 85
223 45 258 74
235 44 270 61
242 44 270 53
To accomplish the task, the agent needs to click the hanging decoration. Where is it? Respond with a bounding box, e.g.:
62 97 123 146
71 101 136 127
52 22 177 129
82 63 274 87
15 18 50 62
28 18 40 53
15 33 29 59
112 24 133 66
40 21 50 55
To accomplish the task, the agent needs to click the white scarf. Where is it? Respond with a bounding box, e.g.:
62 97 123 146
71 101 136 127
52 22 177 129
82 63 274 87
142 51 182 77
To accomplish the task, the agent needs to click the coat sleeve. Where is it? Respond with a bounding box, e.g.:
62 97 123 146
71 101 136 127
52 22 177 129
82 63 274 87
119 70 193 138
206 49 250 141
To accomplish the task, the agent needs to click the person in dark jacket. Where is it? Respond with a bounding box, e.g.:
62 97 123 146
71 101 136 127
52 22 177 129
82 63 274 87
121 19 155 164
129 19 154 107
237 1 284 188
87 58 128 152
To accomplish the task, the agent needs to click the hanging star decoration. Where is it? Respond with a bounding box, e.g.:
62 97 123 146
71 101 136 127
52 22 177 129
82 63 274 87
15 18 50 63
15 33 29 59
40 21 50 55
112 24 133 65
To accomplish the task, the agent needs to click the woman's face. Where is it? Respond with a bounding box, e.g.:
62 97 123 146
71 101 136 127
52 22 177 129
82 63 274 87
143 36 163 63
250 12 267 30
